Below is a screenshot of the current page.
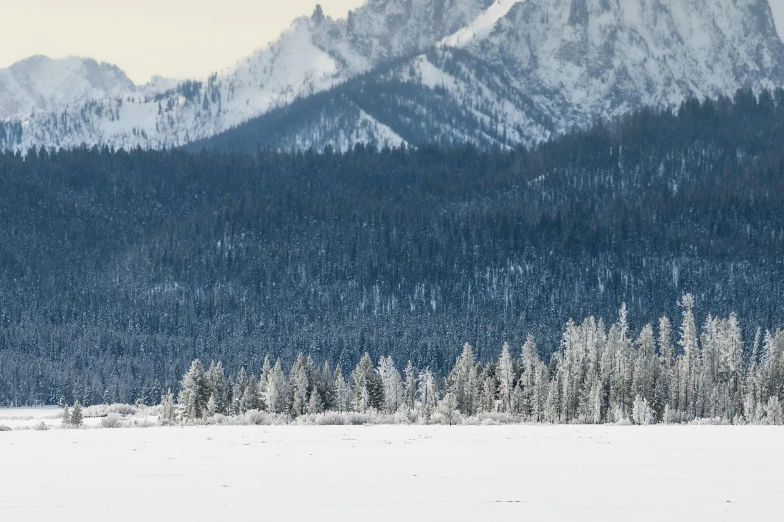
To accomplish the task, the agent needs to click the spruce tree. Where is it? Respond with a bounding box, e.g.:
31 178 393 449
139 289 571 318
403 361 417 409
178 359 209 420
160 388 176 422
70 401 83 427
497 343 515 413
61 404 71 426
333 365 350 412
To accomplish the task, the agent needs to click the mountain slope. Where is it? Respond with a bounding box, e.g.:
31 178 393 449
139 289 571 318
189 48 551 152
466 0 784 133
0 56 135 121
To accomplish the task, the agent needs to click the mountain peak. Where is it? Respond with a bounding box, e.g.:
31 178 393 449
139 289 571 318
0 55 136 121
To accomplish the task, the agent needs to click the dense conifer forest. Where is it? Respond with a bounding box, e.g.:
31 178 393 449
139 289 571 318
1 89 783 406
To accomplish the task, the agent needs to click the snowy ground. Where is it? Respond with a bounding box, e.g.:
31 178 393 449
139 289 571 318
0 406 62 429
0 405 157 429
0 423 782 521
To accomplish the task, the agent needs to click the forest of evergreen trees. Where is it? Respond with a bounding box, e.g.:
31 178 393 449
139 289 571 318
164 294 784 425
1 89 783 407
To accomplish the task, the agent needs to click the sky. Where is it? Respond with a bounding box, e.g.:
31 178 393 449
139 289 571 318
771 0 784 43
0 0 365 84
2 0 784 85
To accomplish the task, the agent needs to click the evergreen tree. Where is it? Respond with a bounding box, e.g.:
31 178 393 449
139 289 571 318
290 359 309 417
160 388 176 422
497 343 515 413
678 294 699 420
378 356 403 414
403 361 417 409
521 334 538 417
333 365 351 412
206 361 228 414
61 403 71 426
352 352 384 412
447 343 480 416
417 368 438 423
232 367 249 414
307 388 323 414
70 401 83 427
319 361 336 411
765 396 782 425
258 356 272 411
178 359 209 420
265 359 288 414
242 374 259 412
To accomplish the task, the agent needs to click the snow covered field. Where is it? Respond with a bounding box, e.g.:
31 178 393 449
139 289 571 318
1 424 782 521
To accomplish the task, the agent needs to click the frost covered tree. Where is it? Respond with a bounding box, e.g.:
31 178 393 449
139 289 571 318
632 324 656 408
160 388 176 422
318 361 336 411
61 403 71 425
206 361 228 415
496 343 515 413
258 356 272 411
352 352 384 412
333 365 351 412
378 356 403 414
417 368 438 422
447 343 480 416
403 360 417 410
438 392 459 425
178 359 209 419
765 396 782 425
479 366 498 413
231 367 248 414
265 359 288 414
242 374 259 413
290 356 309 416
520 334 539 417
678 294 699 420
307 387 323 414
70 401 83 427
632 394 654 425
162 292 784 426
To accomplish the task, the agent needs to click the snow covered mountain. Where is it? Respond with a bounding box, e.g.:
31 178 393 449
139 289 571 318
0 0 492 151
464 0 784 134
195 0 784 152
2 0 784 152
0 56 135 121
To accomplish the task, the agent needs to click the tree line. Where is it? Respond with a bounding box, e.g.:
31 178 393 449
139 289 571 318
167 295 784 425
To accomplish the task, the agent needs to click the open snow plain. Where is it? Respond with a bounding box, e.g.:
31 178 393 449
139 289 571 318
1 423 783 521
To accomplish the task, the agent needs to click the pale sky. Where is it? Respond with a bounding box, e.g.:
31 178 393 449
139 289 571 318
0 0 365 84
2 0 784 85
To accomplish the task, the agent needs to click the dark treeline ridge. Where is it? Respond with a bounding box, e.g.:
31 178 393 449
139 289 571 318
1 89 784 406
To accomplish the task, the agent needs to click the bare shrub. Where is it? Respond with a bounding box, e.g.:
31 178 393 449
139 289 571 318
84 403 138 418
101 414 122 428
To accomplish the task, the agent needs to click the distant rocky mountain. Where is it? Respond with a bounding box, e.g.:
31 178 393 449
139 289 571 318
2 0 784 152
